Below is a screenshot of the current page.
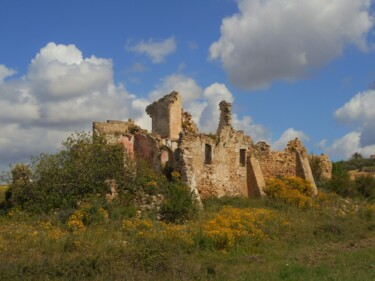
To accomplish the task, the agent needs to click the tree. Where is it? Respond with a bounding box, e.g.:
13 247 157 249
351 152 363 160
8 132 126 212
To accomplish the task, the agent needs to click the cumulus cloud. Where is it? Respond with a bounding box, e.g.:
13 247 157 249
126 37 176 63
0 42 149 171
148 74 202 105
0 42 269 172
232 114 270 143
0 65 16 83
199 83 233 132
326 132 375 160
323 89 375 160
335 89 375 147
28 42 113 102
147 74 269 140
272 128 309 150
210 0 373 89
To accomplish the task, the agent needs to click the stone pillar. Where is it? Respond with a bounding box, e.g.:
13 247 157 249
287 138 318 196
247 155 266 198
146 92 182 139
217 100 232 134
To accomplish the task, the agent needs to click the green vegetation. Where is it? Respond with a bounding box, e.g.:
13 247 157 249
0 185 7 203
323 162 375 200
0 137 374 280
0 193 374 280
336 153 375 172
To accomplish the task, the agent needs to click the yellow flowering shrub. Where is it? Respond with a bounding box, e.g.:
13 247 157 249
122 218 194 247
199 206 276 250
66 210 86 232
65 202 110 231
264 177 314 208
122 206 287 251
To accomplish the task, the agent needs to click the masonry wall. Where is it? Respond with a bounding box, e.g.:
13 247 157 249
146 92 182 139
93 119 162 171
176 126 252 199
308 154 332 180
93 92 325 202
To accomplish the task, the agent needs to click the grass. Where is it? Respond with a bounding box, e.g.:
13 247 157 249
0 193 374 280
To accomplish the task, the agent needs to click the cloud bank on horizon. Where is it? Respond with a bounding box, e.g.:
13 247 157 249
1 0 375 172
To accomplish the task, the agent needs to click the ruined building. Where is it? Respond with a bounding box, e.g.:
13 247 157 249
93 92 331 202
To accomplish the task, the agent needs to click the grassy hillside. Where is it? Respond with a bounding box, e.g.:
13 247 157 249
1 193 374 281
1 137 374 280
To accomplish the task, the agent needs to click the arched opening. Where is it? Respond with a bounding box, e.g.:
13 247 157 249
160 146 174 180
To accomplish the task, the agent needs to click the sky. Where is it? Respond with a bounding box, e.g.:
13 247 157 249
1 0 375 172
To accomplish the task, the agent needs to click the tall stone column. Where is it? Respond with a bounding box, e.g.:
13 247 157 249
217 100 232 134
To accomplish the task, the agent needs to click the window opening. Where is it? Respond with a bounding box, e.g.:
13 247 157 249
205 144 212 164
240 149 246 166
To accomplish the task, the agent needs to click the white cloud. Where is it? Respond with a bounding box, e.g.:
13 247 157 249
126 37 176 63
210 0 373 89
327 131 375 160
0 42 149 171
148 74 202 106
272 128 309 150
0 42 269 172
232 114 269 143
335 89 375 147
322 89 375 160
147 74 269 140
0 65 16 83
199 83 233 132
27 42 113 101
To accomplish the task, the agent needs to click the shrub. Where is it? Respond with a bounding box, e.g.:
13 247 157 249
198 206 282 250
264 177 314 208
160 181 197 224
66 200 109 232
354 175 375 200
309 155 323 182
325 162 357 197
8 132 127 212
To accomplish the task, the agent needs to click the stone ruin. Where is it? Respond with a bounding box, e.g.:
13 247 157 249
93 91 332 203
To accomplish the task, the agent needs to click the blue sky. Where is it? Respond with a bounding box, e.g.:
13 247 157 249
1 0 375 172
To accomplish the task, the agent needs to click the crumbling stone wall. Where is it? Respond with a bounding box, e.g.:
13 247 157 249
93 119 162 171
254 142 297 179
254 139 318 195
176 126 252 199
308 153 332 180
94 91 326 202
146 91 182 139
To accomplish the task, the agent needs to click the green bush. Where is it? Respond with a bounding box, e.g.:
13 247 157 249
160 181 198 224
7 132 127 212
354 175 375 200
309 155 323 182
325 162 357 197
